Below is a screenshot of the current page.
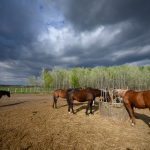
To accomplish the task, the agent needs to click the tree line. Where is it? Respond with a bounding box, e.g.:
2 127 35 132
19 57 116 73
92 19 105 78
26 65 150 91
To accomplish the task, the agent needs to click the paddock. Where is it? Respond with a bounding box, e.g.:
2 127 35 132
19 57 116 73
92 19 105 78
0 94 150 149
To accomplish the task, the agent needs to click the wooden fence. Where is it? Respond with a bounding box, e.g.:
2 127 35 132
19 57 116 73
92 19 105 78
0 87 53 94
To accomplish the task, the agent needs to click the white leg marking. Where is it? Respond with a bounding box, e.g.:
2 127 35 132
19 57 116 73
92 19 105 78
131 123 135 126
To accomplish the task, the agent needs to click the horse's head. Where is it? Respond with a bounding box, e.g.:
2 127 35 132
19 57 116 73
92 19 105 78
106 92 112 102
7 91 10 97
113 90 119 99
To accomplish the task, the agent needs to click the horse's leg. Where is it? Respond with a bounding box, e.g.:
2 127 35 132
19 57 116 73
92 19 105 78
93 98 95 106
125 103 135 126
68 105 71 113
68 100 72 113
70 100 75 115
52 95 55 108
53 93 58 109
90 101 94 115
85 101 90 116
129 106 134 123
55 97 58 109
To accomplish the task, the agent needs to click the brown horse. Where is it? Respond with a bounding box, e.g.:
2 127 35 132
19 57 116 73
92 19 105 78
123 90 150 126
0 91 10 99
66 88 95 115
53 87 82 108
85 87 112 105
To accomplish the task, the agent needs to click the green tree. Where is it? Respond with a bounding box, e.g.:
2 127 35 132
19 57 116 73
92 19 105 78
44 70 53 90
70 75 79 88
26 76 37 86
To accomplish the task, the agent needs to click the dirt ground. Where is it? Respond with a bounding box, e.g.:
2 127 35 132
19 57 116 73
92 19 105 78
0 94 150 150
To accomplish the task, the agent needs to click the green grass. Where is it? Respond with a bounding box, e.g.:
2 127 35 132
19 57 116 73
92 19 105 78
0 87 54 94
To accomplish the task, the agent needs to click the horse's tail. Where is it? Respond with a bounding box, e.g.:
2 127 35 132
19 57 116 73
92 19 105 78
66 89 72 106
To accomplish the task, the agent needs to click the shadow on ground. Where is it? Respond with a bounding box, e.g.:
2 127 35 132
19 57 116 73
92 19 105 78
134 112 150 127
0 101 28 107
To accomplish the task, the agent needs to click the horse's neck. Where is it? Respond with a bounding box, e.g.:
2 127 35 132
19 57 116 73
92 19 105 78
115 90 127 98
2 91 7 95
94 90 101 96
121 90 128 98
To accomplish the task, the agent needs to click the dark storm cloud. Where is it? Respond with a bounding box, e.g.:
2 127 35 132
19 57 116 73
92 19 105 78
0 0 56 85
54 0 150 66
56 0 150 31
0 0 150 85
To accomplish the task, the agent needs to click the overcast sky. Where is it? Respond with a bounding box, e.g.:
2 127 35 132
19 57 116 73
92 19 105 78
0 0 150 85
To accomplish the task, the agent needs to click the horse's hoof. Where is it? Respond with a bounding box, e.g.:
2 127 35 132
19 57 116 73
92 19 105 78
131 123 135 126
91 113 94 115
129 120 132 123
73 113 76 115
68 111 71 113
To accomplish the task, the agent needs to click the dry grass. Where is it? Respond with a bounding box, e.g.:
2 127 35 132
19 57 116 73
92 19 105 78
0 94 150 150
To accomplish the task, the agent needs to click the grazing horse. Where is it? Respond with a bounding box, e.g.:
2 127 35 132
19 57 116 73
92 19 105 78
85 87 112 105
123 90 150 126
66 88 95 115
113 89 128 103
0 91 10 99
53 87 82 108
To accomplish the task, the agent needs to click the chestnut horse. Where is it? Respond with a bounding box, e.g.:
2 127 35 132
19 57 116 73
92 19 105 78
0 91 10 99
53 87 82 108
66 88 95 115
123 90 150 126
113 89 128 103
85 87 112 105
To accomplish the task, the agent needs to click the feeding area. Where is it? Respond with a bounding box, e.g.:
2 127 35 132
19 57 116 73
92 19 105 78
99 89 129 121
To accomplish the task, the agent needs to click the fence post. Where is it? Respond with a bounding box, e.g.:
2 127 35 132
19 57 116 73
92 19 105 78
23 87 24 94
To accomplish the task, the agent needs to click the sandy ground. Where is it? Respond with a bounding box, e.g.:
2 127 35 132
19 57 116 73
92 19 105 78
0 94 150 150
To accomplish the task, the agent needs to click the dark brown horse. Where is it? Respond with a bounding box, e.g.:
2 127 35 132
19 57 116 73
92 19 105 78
85 87 112 105
123 90 150 126
66 88 95 115
53 87 82 108
0 91 10 99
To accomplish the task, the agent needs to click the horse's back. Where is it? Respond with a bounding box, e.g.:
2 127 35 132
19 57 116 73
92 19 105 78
59 90 67 98
143 90 150 108
73 89 94 102
54 89 67 98
124 90 150 108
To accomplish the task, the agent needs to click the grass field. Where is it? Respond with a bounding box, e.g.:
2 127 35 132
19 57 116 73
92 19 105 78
0 87 53 94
